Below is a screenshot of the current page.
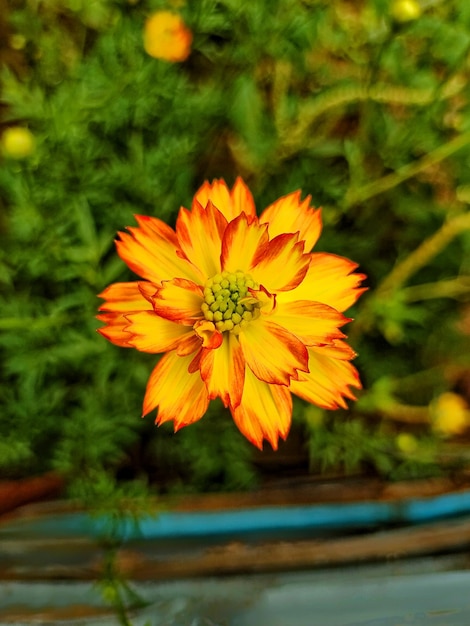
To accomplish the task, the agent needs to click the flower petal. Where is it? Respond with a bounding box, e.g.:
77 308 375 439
97 281 156 312
193 179 230 215
245 285 276 314
289 346 361 409
116 215 202 284
278 252 367 312
194 177 256 222
124 311 194 353
231 368 292 450
176 201 227 278
193 320 223 349
96 312 133 347
314 339 357 360
230 177 257 220
239 317 308 385
97 281 155 347
175 333 202 356
221 213 269 274
260 191 322 252
199 333 245 408
143 352 209 430
250 232 310 292
273 300 349 346
151 278 204 324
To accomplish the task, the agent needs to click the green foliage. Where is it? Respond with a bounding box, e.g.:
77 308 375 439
147 402 258 493
1 0 470 503
305 411 440 480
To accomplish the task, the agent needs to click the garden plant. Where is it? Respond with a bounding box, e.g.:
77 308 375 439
2 0 470 621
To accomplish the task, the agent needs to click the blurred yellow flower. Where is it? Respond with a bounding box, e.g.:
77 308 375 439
98 178 366 449
9 34 27 50
390 0 422 22
396 432 418 454
144 11 192 62
432 392 468 436
1 127 35 159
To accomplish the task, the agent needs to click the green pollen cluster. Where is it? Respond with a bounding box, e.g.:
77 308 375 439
201 270 261 334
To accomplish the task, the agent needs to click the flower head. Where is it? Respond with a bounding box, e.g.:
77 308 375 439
432 392 468 436
1 127 35 159
97 178 366 449
143 11 192 62
396 432 418 455
390 0 421 22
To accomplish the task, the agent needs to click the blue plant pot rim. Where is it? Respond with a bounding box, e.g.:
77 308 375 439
2 483 470 540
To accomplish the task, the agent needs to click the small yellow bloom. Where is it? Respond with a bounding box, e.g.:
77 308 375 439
1 127 35 159
432 392 468 436
396 432 418 454
98 178 366 449
390 0 422 22
9 34 27 50
144 11 192 62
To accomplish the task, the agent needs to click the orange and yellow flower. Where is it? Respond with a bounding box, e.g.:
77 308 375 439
143 11 192 62
97 178 366 449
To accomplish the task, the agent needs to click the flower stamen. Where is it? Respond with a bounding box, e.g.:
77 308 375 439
202 271 261 334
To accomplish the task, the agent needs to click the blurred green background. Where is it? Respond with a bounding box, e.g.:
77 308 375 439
1 0 470 504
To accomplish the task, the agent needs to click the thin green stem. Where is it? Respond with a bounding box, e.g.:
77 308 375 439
278 79 464 158
272 59 292 131
350 213 470 339
100 545 147 626
344 131 470 208
376 213 470 297
365 400 430 425
402 277 470 302
387 366 449 392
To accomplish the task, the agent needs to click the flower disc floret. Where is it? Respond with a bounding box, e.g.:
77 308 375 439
201 270 260 334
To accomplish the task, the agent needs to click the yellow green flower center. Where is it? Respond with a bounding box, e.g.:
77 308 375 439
201 271 261 335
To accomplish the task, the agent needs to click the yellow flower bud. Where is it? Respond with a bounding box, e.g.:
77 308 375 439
396 432 418 454
432 392 468 436
1 127 36 159
10 34 27 50
390 0 422 22
143 11 192 62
